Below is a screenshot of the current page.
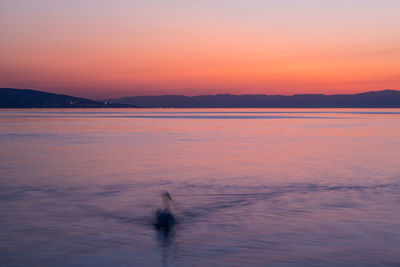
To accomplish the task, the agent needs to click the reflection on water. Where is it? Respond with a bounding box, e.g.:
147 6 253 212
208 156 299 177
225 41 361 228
156 225 176 267
1 108 400 266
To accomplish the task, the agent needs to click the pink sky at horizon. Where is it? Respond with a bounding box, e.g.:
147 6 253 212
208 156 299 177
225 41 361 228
1 0 400 99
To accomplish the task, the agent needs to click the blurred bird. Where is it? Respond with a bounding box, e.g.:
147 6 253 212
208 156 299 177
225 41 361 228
155 192 175 229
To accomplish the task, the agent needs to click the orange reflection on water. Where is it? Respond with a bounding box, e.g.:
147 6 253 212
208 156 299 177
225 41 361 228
1 108 400 187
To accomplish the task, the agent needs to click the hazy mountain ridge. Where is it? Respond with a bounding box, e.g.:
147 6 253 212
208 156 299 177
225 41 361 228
108 90 400 108
2 88 400 108
0 88 139 108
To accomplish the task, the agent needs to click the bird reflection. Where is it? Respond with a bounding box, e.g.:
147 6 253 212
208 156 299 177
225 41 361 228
156 228 176 267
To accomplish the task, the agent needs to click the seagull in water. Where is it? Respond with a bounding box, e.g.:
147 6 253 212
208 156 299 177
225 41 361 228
155 192 175 229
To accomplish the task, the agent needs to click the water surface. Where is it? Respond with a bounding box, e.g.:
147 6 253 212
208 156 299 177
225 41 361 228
1 108 400 266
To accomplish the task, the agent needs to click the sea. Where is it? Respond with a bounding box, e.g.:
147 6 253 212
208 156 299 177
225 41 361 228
0 108 399 266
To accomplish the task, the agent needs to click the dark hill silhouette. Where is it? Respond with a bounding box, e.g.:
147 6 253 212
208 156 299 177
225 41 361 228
108 90 400 108
0 88 139 108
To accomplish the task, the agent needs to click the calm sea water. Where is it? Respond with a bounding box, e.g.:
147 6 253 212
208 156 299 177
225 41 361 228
1 108 400 266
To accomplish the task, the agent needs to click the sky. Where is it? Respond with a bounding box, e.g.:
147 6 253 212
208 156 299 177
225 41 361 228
1 0 400 99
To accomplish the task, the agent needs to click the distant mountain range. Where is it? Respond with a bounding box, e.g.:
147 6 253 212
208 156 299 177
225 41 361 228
109 90 400 108
2 88 400 108
0 88 138 108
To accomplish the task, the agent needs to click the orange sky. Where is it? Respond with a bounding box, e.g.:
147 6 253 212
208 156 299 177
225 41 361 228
1 0 400 99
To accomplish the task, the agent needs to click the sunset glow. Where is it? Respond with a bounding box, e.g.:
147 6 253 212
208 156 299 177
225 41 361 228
1 0 400 99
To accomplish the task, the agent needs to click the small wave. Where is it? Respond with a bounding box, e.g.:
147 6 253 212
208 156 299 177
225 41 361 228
173 182 398 223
